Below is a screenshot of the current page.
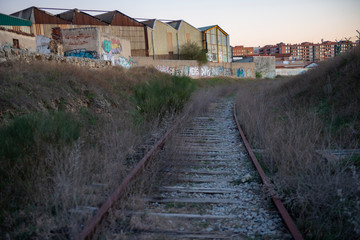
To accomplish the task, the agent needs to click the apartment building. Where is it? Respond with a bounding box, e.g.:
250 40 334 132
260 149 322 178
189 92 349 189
232 45 253 57
257 40 358 62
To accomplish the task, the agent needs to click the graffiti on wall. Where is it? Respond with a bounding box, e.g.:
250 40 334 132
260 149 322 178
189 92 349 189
64 49 98 59
237 68 245 78
36 35 51 54
201 66 211 77
235 68 253 78
102 39 122 54
189 66 199 76
153 64 254 78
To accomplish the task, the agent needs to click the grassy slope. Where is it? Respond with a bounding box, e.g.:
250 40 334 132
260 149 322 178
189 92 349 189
236 47 360 239
0 62 200 238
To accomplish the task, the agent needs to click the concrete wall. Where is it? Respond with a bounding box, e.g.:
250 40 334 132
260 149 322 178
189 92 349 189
61 27 132 68
133 57 255 78
36 35 51 54
0 29 36 50
276 68 309 76
100 33 132 68
62 27 100 59
253 56 275 78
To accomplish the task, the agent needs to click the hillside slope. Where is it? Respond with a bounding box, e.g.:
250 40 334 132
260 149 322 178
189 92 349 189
235 47 360 239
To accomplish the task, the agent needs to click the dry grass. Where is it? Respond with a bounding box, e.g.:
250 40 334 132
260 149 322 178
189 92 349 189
235 48 360 239
0 61 239 239
98 85 237 238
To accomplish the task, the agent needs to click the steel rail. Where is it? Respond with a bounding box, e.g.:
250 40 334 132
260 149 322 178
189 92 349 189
233 103 303 240
77 114 187 240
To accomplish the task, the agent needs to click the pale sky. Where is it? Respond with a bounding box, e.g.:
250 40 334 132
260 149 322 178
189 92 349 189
1 0 359 47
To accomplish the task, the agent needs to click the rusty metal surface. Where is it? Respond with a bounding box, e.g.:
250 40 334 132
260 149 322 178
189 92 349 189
77 114 187 240
233 103 304 240
96 11 144 27
11 7 70 24
57 9 107 25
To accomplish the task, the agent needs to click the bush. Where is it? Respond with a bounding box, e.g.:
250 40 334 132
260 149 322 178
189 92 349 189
0 111 81 213
180 42 208 65
132 76 195 122
255 71 262 79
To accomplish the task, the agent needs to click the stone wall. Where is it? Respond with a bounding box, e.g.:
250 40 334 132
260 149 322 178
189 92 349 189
0 46 111 68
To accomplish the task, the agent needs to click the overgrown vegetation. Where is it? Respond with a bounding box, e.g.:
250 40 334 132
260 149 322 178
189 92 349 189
132 76 195 122
180 42 208 65
0 61 236 239
235 47 360 239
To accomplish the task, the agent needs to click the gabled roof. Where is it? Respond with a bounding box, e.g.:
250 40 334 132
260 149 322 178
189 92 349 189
11 6 70 24
0 13 32 26
142 19 156 29
96 10 144 27
57 9 107 25
198 25 228 36
167 20 182 30
198 25 217 32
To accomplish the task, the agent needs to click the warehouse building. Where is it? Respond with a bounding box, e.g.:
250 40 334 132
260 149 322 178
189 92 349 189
143 19 179 60
11 7 149 57
199 25 230 63
0 13 36 50
167 20 202 56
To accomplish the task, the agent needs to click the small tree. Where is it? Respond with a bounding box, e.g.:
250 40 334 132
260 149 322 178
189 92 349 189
180 42 208 65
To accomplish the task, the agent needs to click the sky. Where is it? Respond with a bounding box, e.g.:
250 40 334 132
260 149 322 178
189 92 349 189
1 0 359 47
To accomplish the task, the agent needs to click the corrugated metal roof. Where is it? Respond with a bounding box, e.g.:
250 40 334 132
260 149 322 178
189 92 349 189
11 7 70 24
11 7 33 21
57 9 107 25
198 25 229 36
198 25 217 32
96 11 144 27
142 19 156 29
0 13 32 26
167 20 181 30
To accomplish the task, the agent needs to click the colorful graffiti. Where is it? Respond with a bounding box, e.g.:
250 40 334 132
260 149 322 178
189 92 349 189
64 49 98 59
119 56 137 69
102 39 122 54
237 68 245 78
103 40 111 53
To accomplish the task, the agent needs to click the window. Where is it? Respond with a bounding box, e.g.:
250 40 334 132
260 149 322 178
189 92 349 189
13 39 20 49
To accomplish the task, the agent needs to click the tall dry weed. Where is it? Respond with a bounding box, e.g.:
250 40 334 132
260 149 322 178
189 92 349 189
235 48 360 239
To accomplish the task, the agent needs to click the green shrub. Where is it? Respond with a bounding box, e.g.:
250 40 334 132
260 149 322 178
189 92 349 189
132 76 195 122
255 71 262 79
180 42 208 65
0 111 81 213
0 112 81 160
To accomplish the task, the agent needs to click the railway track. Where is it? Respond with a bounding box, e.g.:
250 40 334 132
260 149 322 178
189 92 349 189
80 98 301 239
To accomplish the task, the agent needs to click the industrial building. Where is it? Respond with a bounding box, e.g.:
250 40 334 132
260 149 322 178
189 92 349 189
143 19 179 60
0 13 36 50
167 20 202 55
11 7 149 57
199 25 231 63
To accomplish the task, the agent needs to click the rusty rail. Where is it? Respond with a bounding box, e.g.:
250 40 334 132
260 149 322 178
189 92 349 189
233 103 303 240
78 114 187 240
